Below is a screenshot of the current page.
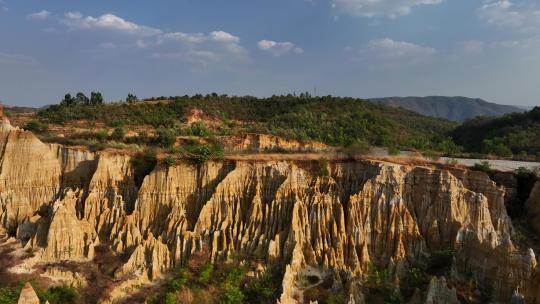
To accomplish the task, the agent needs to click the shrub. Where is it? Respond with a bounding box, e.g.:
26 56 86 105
0 287 18 304
38 286 78 304
167 269 189 291
163 156 178 168
365 264 388 286
197 264 214 286
93 131 109 142
345 140 372 156
186 122 212 137
110 126 125 141
472 161 491 174
183 143 223 163
387 146 400 156
126 131 151 145
219 265 246 304
220 284 244 304
164 292 176 304
186 144 212 162
245 269 282 302
156 128 176 148
24 120 47 133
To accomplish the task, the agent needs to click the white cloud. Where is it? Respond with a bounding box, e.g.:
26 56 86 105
332 0 443 18
56 12 249 64
210 31 240 43
62 12 162 36
27 10 51 21
159 32 207 44
257 40 303 56
478 0 540 31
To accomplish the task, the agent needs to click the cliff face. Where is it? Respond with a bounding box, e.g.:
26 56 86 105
0 123 539 303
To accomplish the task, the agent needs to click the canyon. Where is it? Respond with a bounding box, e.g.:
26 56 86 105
0 119 539 303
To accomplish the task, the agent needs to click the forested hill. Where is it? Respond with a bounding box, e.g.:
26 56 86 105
452 107 540 157
34 94 458 152
370 96 523 122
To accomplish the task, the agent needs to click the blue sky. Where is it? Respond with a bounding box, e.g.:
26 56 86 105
0 0 539 106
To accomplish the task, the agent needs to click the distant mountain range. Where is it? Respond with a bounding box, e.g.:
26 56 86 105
369 96 524 122
3 105 39 113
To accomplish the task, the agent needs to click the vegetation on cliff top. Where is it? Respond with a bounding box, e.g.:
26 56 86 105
452 107 540 158
35 93 459 154
16 93 540 160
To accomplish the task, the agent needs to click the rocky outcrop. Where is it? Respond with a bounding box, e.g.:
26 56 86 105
221 133 327 152
42 189 97 261
0 126 61 236
1 122 539 303
17 282 40 304
425 277 459 304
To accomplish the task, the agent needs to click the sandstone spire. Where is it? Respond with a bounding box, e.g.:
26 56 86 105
17 282 40 304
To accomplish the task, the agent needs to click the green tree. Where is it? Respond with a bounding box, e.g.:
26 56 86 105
126 93 139 103
60 93 74 106
90 91 104 105
74 92 90 105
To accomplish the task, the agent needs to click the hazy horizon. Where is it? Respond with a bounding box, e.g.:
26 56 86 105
1 0 540 107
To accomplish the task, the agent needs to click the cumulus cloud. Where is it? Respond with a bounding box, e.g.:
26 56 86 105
478 0 540 31
257 40 303 56
159 32 207 44
210 31 240 43
332 0 443 18
27 10 51 21
55 12 248 64
61 12 162 36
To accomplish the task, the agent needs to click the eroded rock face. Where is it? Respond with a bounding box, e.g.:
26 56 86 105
17 282 40 304
220 133 327 152
0 124 539 303
0 127 61 235
425 277 459 304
